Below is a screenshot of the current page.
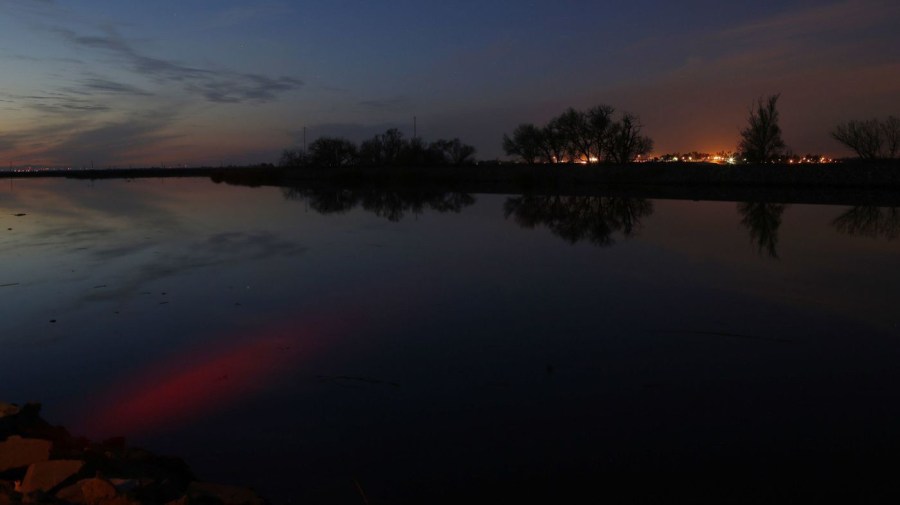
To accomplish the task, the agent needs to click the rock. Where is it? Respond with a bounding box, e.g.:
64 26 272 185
20 460 84 495
0 404 20 418
56 478 117 505
107 479 140 494
187 482 265 505
0 437 52 473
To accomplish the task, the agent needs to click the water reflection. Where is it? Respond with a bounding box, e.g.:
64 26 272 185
833 206 900 240
281 186 476 221
738 202 789 258
503 195 654 246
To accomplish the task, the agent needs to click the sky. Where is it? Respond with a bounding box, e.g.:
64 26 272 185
0 0 898 167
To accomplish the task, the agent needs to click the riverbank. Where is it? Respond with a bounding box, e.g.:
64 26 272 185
0 403 264 505
3 162 900 207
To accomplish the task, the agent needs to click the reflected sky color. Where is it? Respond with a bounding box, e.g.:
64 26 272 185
2 178 900 502
77 312 366 438
0 1 898 165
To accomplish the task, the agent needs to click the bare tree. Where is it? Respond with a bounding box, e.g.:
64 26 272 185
279 148 308 167
606 113 653 164
831 119 884 160
359 128 406 166
542 118 569 163
586 105 615 161
503 124 544 164
430 138 476 166
882 116 900 159
553 108 593 162
502 104 654 165
308 137 357 168
738 94 786 163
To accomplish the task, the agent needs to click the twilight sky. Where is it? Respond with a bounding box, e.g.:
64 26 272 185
1 0 898 167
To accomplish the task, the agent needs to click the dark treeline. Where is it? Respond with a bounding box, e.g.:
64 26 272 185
279 128 476 169
502 105 653 164
275 96 898 169
281 186 476 222
503 195 654 246
275 181 898 254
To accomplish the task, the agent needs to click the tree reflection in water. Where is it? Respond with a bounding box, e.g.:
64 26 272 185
281 187 476 221
738 202 789 258
832 206 900 240
503 195 654 246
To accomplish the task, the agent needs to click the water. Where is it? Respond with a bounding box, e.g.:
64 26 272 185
2 178 900 503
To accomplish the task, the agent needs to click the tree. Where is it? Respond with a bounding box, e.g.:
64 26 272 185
738 94 786 163
308 137 357 168
503 124 544 164
398 136 428 166
541 118 568 163
430 138 476 166
553 108 593 162
606 113 653 164
833 116 900 160
831 119 884 160
502 104 653 164
359 128 405 166
738 202 788 258
278 148 308 167
586 105 615 162
884 116 900 159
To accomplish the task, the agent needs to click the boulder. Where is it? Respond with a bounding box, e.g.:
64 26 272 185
56 477 118 505
0 436 52 472
108 479 140 494
20 460 84 495
0 404 19 418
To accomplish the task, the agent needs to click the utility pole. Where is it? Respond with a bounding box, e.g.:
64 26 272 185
303 126 307 151
413 116 417 140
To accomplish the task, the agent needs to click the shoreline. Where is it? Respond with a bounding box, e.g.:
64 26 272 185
0 402 265 505
3 162 900 207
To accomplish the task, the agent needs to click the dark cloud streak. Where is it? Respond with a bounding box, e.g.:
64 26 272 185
71 78 154 97
52 26 303 104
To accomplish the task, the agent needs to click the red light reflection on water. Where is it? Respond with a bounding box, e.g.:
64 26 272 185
82 319 342 438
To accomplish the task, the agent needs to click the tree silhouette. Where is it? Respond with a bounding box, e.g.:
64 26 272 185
503 124 544 164
606 113 654 164
308 137 357 168
738 94 786 163
832 116 899 160
586 105 615 161
832 206 900 240
738 202 788 258
282 187 476 221
359 128 405 166
554 108 594 162
502 105 652 164
504 195 654 246
278 148 308 167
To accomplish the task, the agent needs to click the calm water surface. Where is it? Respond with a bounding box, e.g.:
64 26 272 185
2 178 900 503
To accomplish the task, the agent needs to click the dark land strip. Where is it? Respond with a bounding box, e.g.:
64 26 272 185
3 162 900 206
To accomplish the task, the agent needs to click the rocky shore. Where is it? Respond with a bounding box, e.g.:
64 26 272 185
0 403 265 505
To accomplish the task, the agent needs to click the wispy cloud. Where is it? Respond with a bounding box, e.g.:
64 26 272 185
36 108 182 165
0 108 183 166
51 26 303 104
720 0 900 40
67 77 154 97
